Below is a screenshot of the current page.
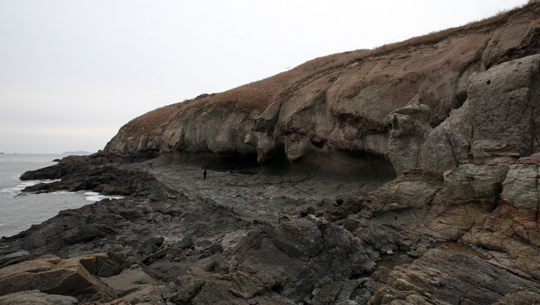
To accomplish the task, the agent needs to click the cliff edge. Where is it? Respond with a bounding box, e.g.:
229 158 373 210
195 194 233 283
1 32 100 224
106 3 540 178
4 3 540 305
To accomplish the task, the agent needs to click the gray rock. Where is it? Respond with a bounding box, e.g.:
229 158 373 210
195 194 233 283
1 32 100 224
100 265 163 299
370 249 540 305
360 169 444 230
273 218 324 259
501 164 540 210
174 216 384 303
0 290 79 305
492 289 540 305
385 54 540 175
468 55 540 158
0 254 117 302
385 104 432 175
434 164 509 205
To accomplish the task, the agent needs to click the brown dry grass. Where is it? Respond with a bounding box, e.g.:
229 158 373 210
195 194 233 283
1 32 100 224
371 1 538 55
120 103 182 140
120 1 540 141
178 49 371 116
181 1 540 113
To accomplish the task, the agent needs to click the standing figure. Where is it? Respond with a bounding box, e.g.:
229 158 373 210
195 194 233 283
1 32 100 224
203 169 207 180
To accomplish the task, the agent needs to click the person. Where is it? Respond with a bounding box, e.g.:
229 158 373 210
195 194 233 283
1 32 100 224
203 169 207 180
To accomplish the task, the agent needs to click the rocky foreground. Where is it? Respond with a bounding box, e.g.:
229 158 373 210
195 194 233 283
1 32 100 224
3 3 540 305
2 146 540 305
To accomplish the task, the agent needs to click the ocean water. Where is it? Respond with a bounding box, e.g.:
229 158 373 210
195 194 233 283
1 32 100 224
0 154 122 238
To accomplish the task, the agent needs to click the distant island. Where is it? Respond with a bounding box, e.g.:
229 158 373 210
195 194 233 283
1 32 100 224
62 151 93 155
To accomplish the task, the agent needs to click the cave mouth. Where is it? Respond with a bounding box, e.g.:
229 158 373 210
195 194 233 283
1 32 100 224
160 151 261 174
260 150 397 184
206 154 261 174
158 150 397 183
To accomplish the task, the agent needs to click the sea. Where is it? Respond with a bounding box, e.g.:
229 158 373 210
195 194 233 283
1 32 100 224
0 154 122 238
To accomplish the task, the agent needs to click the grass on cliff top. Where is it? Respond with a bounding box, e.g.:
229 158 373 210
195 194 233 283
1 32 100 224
118 1 540 141
113 103 183 141
372 0 540 55
180 49 370 113
186 0 540 112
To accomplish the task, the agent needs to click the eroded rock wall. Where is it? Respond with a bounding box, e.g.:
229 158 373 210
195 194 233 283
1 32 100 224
387 54 540 175
105 4 540 179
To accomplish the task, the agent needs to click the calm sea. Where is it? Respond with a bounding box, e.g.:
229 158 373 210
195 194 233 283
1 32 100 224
0 154 122 238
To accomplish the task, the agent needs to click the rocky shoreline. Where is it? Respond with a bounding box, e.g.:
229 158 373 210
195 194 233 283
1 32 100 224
3 4 540 304
1 149 540 304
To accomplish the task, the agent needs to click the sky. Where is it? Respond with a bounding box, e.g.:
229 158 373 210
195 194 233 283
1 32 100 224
0 0 530 154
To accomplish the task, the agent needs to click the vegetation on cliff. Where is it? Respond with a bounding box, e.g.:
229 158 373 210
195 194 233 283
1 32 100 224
2 3 540 305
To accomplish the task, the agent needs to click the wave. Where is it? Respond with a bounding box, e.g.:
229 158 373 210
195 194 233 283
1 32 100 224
0 179 60 196
82 191 124 202
0 179 124 203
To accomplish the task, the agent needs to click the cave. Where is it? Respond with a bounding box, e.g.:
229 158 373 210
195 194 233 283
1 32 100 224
260 150 397 185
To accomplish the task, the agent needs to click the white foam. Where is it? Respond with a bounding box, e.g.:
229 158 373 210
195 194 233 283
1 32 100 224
0 180 123 202
0 179 60 195
50 190 70 194
82 191 124 202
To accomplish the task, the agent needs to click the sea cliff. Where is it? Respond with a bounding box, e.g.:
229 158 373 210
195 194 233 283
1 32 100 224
106 3 540 177
2 3 540 305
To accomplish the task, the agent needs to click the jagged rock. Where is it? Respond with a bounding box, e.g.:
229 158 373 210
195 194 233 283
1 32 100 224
385 104 432 175
7 149 540 305
369 249 540 305
517 152 540 164
432 164 508 207
20 155 107 181
23 164 180 200
0 290 79 305
406 163 540 280
286 192 370 223
492 289 540 305
138 236 165 257
419 199 497 241
359 169 444 230
100 265 169 304
387 54 540 174
336 217 397 255
273 218 324 259
0 254 117 302
101 266 157 296
0 160 250 264
468 55 540 158
462 198 540 280
310 281 346 305
19 165 62 180
173 216 392 304
501 164 540 210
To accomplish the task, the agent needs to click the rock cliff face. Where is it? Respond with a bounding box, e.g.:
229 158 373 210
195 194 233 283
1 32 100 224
106 3 540 178
5 3 540 305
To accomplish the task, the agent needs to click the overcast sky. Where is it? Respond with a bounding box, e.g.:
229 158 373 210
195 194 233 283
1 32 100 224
0 0 529 154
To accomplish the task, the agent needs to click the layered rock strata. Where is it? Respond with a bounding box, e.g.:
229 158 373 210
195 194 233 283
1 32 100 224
2 3 540 305
3 145 540 304
105 3 540 179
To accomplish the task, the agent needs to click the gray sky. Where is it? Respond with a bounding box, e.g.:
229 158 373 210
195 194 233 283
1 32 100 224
0 0 528 154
